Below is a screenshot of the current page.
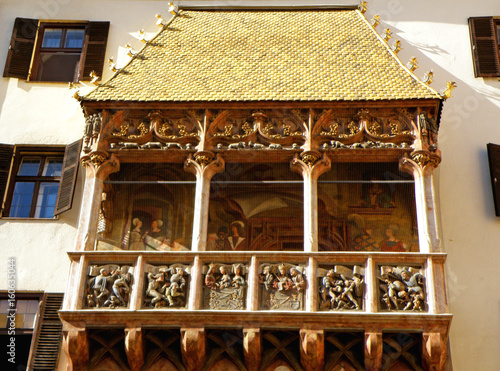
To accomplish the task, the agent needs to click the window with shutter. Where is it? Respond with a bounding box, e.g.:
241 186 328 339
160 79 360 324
1 143 81 219
487 143 500 216
469 17 500 77
3 18 109 82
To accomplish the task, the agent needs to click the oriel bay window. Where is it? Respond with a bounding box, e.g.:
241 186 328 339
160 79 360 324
318 162 418 252
97 163 195 251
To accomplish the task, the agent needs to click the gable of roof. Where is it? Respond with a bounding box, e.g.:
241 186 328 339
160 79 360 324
83 9 441 102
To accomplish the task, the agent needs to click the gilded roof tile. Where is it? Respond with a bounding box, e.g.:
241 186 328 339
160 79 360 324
83 9 441 102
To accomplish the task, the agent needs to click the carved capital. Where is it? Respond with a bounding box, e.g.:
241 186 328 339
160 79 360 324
364 331 383 371
243 328 261 371
400 150 440 177
181 327 206 371
184 152 225 179
125 327 144 371
299 328 324 371
62 325 89 371
423 332 447 371
291 152 331 180
81 151 120 179
411 151 441 168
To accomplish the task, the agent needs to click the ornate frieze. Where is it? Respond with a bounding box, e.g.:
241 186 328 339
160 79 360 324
379 266 426 311
85 264 134 308
203 263 247 310
318 265 364 311
259 263 306 310
144 264 190 308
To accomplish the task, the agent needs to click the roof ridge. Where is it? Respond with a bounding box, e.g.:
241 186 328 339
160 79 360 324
354 10 441 99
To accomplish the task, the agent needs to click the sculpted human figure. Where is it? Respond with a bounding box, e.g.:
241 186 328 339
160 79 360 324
205 264 218 290
259 266 275 291
92 269 111 307
274 264 293 292
218 266 232 288
165 267 186 307
111 269 131 306
146 270 168 307
290 268 305 292
320 269 342 308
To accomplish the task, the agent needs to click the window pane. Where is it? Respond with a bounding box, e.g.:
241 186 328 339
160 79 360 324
42 28 62 48
18 157 41 176
10 182 35 217
35 182 59 218
0 300 9 314
23 314 36 329
27 300 39 314
64 29 85 48
16 300 28 313
37 52 81 82
42 157 63 176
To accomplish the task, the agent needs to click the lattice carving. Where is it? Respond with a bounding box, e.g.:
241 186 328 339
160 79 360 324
205 330 245 370
88 329 129 370
382 333 423 370
379 266 426 312
142 329 186 370
324 332 364 371
85 264 133 309
203 263 247 310
261 331 302 370
144 264 190 309
318 265 364 311
259 263 305 310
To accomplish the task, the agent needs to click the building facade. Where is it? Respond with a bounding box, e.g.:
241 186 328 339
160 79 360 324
0 1 499 370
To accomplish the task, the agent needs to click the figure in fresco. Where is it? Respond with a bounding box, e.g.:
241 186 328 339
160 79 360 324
145 219 166 241
352 223 379 251
362 177 395 208
380 224 406 252
224 221 247 250
129 218 145 250
216 226 229 250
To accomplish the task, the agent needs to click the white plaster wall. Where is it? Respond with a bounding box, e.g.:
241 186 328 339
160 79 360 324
368 1 500 369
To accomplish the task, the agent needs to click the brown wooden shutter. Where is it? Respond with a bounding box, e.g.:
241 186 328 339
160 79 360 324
469 17 500 77
79 21 110 81
28 293 64 370
54 139 82 215
3 18 38 79
0 144 14 213
487 143 500 216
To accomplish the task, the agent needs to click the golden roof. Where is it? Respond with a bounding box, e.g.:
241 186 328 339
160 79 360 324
83 9 441 102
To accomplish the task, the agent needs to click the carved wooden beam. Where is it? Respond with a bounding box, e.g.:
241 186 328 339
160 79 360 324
181 327 206 371
243 327 261 371
125 327 144 371
62 324 89 371
299 328 324 371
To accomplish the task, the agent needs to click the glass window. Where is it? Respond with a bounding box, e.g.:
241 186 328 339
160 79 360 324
208 163 303 251
7 152 64 218
64 29 85 48
318 162 418 252
41 28 62 48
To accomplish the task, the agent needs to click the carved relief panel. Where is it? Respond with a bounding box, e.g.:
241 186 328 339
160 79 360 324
144 264 190 308
85 264 134 309
259 263 306 310
318 265 364 311
203 263 247 310
378 266 426 312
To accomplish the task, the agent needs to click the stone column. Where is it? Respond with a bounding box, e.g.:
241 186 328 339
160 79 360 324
364 330 383 371
243 327 261 371
365 257 378 313
181 327 206 371
62 323 89 371
422 332 447 371
185 152 225 251
299 327 324 371
247 256 259 311
188 256 202 310
290 151 331 252
125 326 144 371
76 151 120 251
400 151 441 253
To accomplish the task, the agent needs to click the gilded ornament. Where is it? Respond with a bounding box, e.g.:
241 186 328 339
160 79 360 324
392 40 402 54
383 28 392 42
411 152 440 168
390 123 400 135
320 123 339 136
368 122 381 135
358 1 367 14
300 152 321 166
371 15 380 28
407 57 418 72
440 81 457 100
90 154 107 167
348 121 360 135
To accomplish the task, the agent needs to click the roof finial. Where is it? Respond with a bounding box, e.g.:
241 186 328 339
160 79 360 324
108 57 117 72
155 13 166 28
392 40 402 54
407 57 418 72
125 43 137 57
371 15 380 29
168 2 179 16
89 71 99 85
383 29 392 42
440 81 457 100
423 70 434 85
358 1 368 14
138 29 148 43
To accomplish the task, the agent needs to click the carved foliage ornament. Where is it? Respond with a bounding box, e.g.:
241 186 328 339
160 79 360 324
144 264 190 308
85 264 134 309
259 263 305 310
203 263 247 310
379 266 426 311
319 265 364 311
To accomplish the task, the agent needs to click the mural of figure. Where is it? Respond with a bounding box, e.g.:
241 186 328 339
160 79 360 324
362 178 395 208
380 224 406 252
216 226 228 250
146 219 166 241
224 221 246 250
352 224 379 251
129 218 145 250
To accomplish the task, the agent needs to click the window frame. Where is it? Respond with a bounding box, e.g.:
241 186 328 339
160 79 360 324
469 16 500 77
30 22 88 82
2 146 65 219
